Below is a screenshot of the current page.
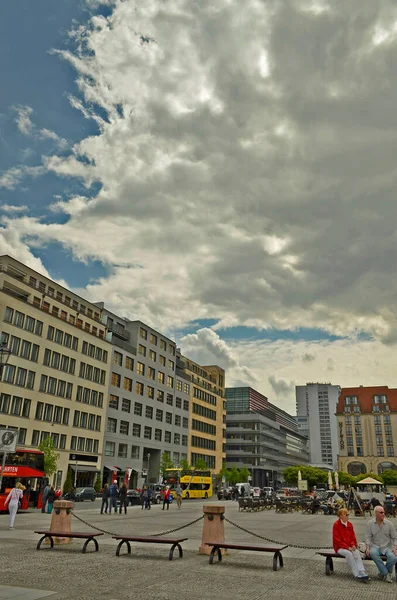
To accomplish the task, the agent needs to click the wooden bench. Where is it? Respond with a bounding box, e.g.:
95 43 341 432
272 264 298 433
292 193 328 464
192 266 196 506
317 550 397 578
34 530 103 553
205 541 287 570
112 535 188 560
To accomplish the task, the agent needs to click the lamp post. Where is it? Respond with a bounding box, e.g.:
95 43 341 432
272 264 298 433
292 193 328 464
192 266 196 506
0 342 11 380
147 453 151 483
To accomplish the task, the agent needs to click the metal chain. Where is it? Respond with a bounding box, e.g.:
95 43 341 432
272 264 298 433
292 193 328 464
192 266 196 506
224 517 330 550
71 511 204 538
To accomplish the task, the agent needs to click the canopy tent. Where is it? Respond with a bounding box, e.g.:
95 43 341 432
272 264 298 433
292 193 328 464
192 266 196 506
356 477 383 485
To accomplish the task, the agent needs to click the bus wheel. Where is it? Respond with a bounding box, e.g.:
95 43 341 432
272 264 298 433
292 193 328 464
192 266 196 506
204 492 208 499
185 493 190 500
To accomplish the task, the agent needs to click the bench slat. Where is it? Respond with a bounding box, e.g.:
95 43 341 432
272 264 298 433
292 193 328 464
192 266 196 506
34 531 103 538
113 536 187 544
205 542 287 551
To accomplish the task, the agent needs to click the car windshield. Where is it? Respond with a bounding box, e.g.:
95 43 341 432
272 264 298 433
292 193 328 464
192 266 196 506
75 488 85 493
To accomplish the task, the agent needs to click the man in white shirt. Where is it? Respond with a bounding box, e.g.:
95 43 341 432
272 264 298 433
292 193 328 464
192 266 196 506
365 505 397 582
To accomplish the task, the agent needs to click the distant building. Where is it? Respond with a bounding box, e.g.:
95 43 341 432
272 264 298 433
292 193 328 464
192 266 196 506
225 387 309 487
296 383 340 469
336 385 397 476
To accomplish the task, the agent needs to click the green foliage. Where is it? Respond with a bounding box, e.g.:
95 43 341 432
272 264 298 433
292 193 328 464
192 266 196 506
63 468 74 494
378 470 397 486
38 436 60 478
282 465 328 487
337 471 356 487
238 467 251 483
94 473 102 492
179 458 193 476
193 458 208 470
160 452 174 477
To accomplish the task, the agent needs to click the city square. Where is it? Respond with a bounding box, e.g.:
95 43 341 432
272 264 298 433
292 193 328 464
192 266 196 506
1 499 397 600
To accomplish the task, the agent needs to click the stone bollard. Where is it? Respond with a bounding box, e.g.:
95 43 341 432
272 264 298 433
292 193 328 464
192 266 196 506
46 499 73 545
199 505 225 555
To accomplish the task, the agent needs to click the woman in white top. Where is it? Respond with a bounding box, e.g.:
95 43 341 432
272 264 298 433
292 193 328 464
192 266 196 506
4 482 24 529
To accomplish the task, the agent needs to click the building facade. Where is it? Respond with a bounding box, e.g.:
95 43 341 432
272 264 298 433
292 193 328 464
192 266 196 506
225 387 309 487
179 355 225 473
295 382 340 469
99 307 190 487
0 255 111 488
337 386 397 476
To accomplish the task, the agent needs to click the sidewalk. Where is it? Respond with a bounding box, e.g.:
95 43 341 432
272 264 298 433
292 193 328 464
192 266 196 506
0 500 396 599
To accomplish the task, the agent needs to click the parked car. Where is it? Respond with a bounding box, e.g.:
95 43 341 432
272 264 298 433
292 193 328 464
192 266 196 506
148 484 166 504
251 487 261 498
72 487 96 502
262 486 274 498
126 489 141 506
217 487 232 500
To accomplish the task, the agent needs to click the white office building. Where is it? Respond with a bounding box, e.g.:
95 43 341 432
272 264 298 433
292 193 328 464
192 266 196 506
295 383 340 469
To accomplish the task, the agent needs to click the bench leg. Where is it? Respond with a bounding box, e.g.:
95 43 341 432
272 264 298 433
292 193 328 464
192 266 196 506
273 551 283 571
82 537 99 553
209 546 222 565
116 540 131 557
36 535 54 550
169 542 183 561
325 556 334 576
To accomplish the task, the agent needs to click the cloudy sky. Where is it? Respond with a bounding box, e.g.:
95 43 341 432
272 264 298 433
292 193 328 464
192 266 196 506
1 0 397 413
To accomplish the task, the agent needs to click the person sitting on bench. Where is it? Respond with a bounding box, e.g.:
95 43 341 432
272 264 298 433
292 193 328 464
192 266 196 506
365 505 397 583
332 508 369 582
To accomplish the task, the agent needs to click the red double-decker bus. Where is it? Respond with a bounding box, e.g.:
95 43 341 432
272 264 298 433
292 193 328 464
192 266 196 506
0 449 45 511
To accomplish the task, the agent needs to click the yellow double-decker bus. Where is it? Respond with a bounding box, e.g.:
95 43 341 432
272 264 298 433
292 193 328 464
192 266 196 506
164 468 213 499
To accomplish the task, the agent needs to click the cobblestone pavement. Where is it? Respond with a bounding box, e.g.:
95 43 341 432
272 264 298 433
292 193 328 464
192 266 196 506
1 499 397 600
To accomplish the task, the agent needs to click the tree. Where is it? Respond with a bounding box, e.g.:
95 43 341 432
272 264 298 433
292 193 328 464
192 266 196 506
337 471 356 488
228 466 240 485
282 465 328 487
94 473 102 493
63 468 74 494
238 467 251 483
379 470 397 486
39 436 60 479
194 458 208 470
179 458 193 476
160 452 174 477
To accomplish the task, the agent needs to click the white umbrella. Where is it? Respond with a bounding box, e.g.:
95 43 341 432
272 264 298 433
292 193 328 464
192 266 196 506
328 471 333 489
298 470 302 482
334 471 339 490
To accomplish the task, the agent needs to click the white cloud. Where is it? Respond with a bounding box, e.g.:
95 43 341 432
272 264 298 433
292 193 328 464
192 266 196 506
0 166 44 190
1 205 28 213
13 105 34 135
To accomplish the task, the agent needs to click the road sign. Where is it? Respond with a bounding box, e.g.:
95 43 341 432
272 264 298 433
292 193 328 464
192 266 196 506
0 429 18 453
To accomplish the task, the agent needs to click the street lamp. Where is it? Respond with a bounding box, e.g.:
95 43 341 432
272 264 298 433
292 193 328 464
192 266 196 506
0 342 11 380
147 453 151 483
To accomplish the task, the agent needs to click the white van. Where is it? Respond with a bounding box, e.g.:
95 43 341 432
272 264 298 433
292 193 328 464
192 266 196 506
236 483 251 498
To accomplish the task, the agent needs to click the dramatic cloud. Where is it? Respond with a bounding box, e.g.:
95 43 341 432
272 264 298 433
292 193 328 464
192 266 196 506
12 104 67 148
3 0 397 385
0 166 44 190
268 375 296 397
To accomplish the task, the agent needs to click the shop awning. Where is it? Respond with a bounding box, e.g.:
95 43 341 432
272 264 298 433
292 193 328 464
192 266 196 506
0 466 45 478
69 465 99 473
103 464 120 471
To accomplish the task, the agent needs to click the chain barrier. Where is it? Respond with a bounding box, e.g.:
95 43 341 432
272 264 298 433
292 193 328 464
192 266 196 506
71 510 204 538
224 517 330 550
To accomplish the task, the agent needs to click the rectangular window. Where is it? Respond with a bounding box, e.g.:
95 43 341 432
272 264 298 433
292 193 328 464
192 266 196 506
122 398 131 413
85 438 93 453
60 434 66 449
111 372 121 387
166 412 172 424
10 396 22 416
168 360 174 370
120 421 129 435
14 311 25 328
183 400 189 411
26 371 35 390
174 433 180 445
137 362 145 376
158 372 165 384
149 350 156 361
148 367 155 380
22 398 31 418
157 390 164 403
156 409 163 422
51 352 60 369
35 401 44 420
64 333 72 348
145 406 153 419
43 403 53 422
48 377 57 395
3 364 15 384
134 402 142 416
54 329 63 344
113 351 122 366
31 430 40 446
109 395 119 409
160 340 166 351
138 344 146 357
118 443 128 458
144 426 152 439
20 340 31 359
31 344 39 362
147 386 154 399
176 380 182 392
10 336 21 355
4 307 14 323
15 367 27 387
107 418 117 433
140 327 147 340
176 397 182 408
150 333 157 345
125 356 134 371
39 375 47 393
35 320 43 336
124 377 132 392
105 441 115 456
131 445 140 459
136 382 144 396
155 428 162 441
175 414 181 427
166 394 173 406
165 431 171 443
159 355 166 366
132 424 141 437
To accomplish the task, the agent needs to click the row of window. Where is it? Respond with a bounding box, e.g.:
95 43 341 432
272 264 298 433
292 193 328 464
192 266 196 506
192 402 216 421
2 364 35 389
39 374 73 399
47 326 79 351
43 348 76 375
79 362 106 385
38 300 105 339
70 436 100 453
105 441 140 458
76 386 104 408
112 351 134 370
32 430 99 454
0 394 31 417
109 394 188 412
191 435 216 450
82 341 108 364
35 402 69 425
1 333 39 363
137 345 175 370
73 410 101 431
176 380 191 394
106 420 188 445
107 409 189 429
192 419 216 436
4 307 43 336
139 328 174 354
193 387 217 406
190 452 215 469
347 446 394 457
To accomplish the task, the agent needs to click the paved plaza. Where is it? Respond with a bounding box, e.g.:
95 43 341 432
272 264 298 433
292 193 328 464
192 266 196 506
1 498 397 599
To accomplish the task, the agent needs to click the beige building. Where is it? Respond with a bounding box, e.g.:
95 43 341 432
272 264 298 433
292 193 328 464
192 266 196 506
337 386 397 476
0 255 111 488
179 354 225 473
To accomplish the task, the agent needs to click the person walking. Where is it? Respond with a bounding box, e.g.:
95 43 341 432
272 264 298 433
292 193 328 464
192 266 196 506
109 481 119 514
162 486 171 510
365 504 397 582
176 484 183 509
47 486 56 514
333 508 369 582
141 486 148 510
4 482 24 529
119 483 128 514
41 482 50 513
100 484 110 514
146 487 152 510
